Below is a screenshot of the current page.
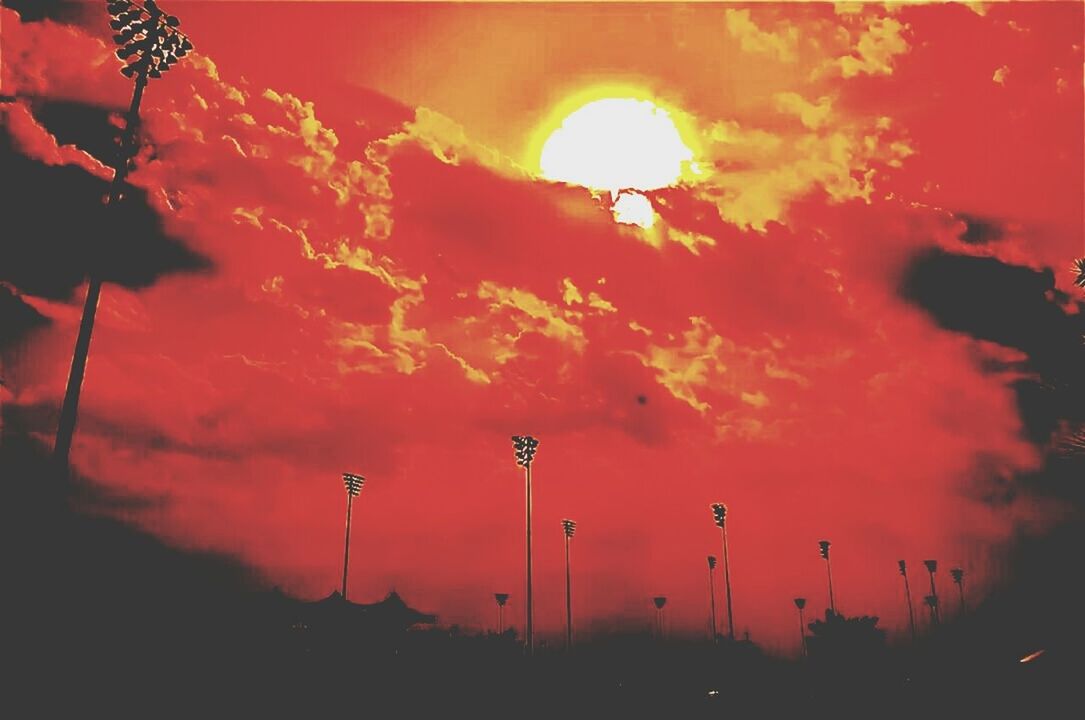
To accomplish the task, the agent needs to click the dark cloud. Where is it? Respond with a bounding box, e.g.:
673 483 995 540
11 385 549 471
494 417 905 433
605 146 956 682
956 214 1004 245
0 121 210 301
901 248 1085 503
30 99 125 164
1 0 84 23
0 284 48 352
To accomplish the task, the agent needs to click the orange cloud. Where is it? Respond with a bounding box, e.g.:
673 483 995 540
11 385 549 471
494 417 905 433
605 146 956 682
724 8 801 63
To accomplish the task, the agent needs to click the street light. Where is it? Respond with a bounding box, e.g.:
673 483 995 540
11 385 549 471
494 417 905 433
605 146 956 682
950 567 966 613
55 0 194 467
511 434 539 654
793 598 808 657
923 559 941 625
494 593 509 635
898 560 917 642
707 555 719 642
818 540 837 615
562 519 577 650
653 596 667 639
710 503 735 640
340 472 365 600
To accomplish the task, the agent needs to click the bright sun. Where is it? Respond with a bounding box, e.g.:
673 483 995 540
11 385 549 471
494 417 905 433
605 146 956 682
536 95 697 229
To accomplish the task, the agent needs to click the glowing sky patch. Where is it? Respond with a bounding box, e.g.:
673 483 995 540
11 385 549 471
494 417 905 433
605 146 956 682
611 191 656 229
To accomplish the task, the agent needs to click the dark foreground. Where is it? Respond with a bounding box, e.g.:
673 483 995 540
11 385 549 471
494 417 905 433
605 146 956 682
1 431 1082 719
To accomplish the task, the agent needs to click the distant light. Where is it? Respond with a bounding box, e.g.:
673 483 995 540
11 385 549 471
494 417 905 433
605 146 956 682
707 690 720 697
1019 649 1045 664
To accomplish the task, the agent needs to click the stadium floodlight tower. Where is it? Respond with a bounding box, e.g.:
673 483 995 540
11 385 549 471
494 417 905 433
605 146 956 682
561 519 577 650
950 567 966 614
494 593 510 634
898 560 917 641
794 598 808 657
923 559 941 625
706 555 719 642
819 540 837 615
55 0 194 467
341 472 365 600
652 596 668 639
711 503 736 640
511 435 539 654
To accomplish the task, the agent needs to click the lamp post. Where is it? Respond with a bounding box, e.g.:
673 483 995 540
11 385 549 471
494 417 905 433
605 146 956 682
794 598 807 657
710 503 735 640
494 593 509 635
819 540 836 615
340 472 365 600
707 555 719 642
950 567 965 614
562 519 576 650
899 560 917 642
511 435 539 654
54 0 194 468
653 596 667 639
923 559 941 625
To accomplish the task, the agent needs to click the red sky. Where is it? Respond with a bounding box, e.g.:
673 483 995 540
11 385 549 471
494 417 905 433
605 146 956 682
2 1 1083 653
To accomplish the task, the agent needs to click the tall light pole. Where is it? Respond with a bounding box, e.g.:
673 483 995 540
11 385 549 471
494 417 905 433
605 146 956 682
561 519 576 650
494 593 509 635
54 0 194 468
950 567 965 614
706 555 719 642
794 597 807 657
819 540 836 615
899 560 917 642
923 559 941 625
341 472 364 600
653 596 667 639
711 503 735 640
511 435 539 654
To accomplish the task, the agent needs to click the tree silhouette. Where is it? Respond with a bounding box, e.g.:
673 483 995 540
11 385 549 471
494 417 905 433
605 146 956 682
805 610 887 662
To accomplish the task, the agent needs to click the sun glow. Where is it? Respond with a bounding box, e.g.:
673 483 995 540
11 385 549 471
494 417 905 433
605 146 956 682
531 88 700 229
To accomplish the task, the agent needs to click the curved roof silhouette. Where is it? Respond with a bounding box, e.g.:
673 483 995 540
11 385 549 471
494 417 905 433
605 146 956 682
270 589 437 630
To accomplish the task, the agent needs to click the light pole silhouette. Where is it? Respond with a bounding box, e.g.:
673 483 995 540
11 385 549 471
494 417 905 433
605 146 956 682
924 594 939 625
511 435 539 654
494 593 509 634
340 472 365 600
819 540 836 615
707 555 719 642
54 0 194 467
711 503 735 640
562 519 576 650
794 598 808 657
653 596 667 639
950 567 966 613
898 560 917 642
923 559 941 625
